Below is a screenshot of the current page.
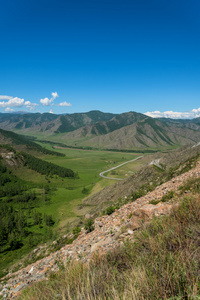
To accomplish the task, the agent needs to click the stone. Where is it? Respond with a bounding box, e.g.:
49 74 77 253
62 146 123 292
85 214 92 220
91 237 113 253
13 282 27 293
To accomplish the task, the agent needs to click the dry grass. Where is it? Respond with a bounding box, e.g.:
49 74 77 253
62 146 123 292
19 196 200 300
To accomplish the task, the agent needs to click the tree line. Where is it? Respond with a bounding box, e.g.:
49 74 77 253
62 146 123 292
19 152 75 178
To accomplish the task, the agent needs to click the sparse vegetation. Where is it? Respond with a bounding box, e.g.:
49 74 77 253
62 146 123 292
179 177 200 194
167 154 199 180
19 196 200 300
102 197 131 216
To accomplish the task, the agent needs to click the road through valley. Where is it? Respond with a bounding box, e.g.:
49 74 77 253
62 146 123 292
99 156 143 180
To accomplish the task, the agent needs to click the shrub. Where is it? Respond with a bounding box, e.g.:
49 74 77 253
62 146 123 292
105 206 115 215
82 187 89 194
149 199 160 205
84 219 94 233
44 214 55 227
72 226 81 235
131 190 145 201
161 190 174 202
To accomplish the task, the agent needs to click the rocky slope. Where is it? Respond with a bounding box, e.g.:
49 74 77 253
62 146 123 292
1 159 200 299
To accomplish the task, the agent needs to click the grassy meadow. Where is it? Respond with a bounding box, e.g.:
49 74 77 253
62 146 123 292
41 147 143 227
12 145 146 232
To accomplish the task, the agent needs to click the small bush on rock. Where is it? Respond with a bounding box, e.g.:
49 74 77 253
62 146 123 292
84 219 94 233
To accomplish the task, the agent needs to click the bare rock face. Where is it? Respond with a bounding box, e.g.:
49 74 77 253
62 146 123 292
131 203 174 221
124 203 175 232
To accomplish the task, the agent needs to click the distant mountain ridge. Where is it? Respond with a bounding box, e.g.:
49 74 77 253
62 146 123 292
0 111 116 134
1 110 200 150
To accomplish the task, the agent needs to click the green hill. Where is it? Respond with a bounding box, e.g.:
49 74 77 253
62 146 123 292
0 128 64 156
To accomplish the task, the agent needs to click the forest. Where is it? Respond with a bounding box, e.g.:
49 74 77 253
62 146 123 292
0 149 76 277
20 152 75 178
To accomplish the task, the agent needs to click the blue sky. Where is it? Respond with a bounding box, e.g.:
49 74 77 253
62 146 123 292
0 0 200 118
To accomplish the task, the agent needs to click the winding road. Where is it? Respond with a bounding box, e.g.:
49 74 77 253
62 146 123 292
99 156 144 180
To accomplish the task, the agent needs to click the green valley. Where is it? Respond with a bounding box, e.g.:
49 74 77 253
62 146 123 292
1 111 200 284
0 130 147 277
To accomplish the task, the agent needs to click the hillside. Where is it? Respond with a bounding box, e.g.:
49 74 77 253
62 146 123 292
0 113 59 133
83 143 200 213
18 196 200 300
0 128 64 156
0 145 200 298
1 111 200 151
68 117 200 150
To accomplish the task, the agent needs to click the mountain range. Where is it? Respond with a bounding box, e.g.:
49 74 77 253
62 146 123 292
1 110 200 150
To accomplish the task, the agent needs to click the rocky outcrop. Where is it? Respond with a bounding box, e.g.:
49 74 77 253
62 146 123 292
1 162 200 299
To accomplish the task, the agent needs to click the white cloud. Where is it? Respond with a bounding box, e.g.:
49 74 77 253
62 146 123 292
0 95 13 100
192 108 200 114
8 97 25 107
0 101 8 108
145 108 200 119
40 91 59 106
0 95 39 112
0 97 24 108
51 92 59 99
24 101 38 110
40 97 51 106
5 107 15 112
24 101 32 106
49 109 54 114
58 101 72 107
